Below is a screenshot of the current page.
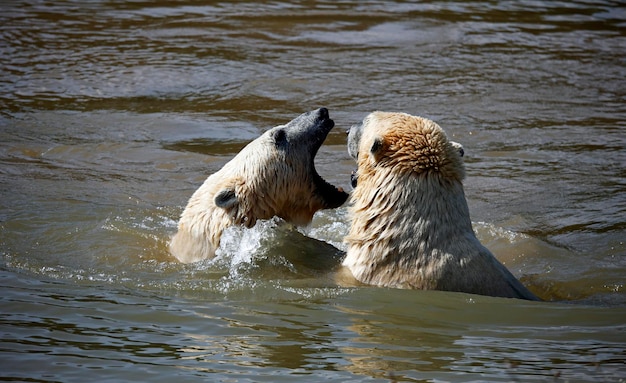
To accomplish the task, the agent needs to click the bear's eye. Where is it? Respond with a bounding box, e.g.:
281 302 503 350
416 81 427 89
273 129 287 147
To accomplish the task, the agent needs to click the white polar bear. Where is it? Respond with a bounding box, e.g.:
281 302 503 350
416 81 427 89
170 108 348 263
342 111 539 300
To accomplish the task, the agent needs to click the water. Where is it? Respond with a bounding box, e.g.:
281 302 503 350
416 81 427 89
1 0 625 381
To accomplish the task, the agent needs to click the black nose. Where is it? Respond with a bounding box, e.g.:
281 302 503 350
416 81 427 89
317 107 329 119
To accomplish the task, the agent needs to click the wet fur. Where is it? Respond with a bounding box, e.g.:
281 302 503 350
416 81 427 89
170 109 347 263
343 111 539 300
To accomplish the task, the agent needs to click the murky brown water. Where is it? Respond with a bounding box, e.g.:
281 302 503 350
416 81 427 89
1 1 625 382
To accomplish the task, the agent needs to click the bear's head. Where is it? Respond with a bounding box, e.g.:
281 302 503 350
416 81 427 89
214 108 349 226
347 111 465 188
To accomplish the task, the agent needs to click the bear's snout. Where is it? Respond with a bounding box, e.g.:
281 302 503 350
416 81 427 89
316 107 329 120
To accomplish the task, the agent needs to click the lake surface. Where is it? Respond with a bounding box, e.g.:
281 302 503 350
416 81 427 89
1 1 625 382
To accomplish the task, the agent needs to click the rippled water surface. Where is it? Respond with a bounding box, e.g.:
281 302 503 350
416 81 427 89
1 1 625 382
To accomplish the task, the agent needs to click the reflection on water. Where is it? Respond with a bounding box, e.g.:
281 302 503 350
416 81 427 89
1 0 625 382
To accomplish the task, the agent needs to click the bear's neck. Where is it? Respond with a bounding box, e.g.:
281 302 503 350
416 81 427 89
344 171 475 287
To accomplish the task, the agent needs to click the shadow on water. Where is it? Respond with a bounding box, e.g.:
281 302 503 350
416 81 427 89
162 139 248 156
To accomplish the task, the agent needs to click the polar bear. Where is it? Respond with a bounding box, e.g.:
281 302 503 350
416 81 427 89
342 111 539 300
170 108 349 263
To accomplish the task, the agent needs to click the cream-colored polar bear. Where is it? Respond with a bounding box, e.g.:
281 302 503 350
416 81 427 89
170 108 348 263
342 111 539 300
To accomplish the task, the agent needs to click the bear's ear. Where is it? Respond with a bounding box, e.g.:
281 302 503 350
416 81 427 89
214 188 238 209
369 137 386 163
272 128 287 148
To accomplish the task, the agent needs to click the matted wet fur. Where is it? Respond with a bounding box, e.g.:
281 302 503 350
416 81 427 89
170 108 348 263
343 111 539 300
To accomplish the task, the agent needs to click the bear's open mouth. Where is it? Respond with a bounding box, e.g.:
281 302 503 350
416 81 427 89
313 169 348 208
309 110 349 209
